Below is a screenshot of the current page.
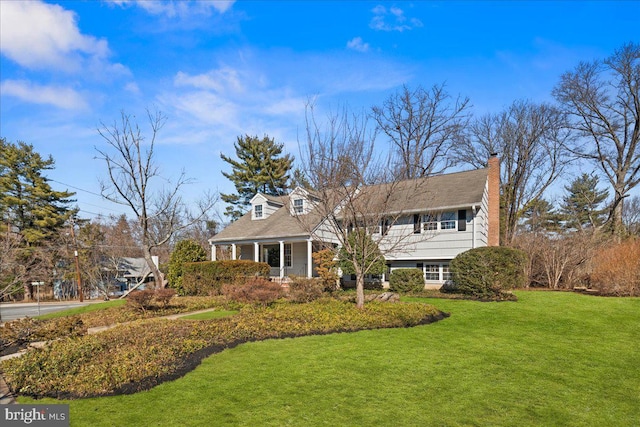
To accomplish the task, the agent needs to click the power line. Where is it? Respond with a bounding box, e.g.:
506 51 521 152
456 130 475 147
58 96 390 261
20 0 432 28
49 179 128 216
49 179 104 198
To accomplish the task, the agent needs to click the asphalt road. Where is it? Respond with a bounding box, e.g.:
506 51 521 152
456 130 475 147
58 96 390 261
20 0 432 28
0 301 91 323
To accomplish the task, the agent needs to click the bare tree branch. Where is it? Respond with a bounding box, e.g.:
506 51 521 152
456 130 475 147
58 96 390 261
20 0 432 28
553 42 640 235
95 109 217 289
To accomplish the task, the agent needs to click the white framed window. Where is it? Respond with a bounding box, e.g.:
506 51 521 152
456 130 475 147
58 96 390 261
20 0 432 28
293 198 304 214
422 214 438 231
254 204 263 219
425 264 440 281
440 211 456 230
442 265 452 281
284 243 292 267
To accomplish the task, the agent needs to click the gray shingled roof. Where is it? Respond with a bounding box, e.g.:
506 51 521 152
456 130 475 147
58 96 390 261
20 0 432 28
210 167 489 243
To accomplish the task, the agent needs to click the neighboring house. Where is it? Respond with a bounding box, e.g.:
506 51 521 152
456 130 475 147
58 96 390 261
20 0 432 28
108 256 159 295
209 157 500 287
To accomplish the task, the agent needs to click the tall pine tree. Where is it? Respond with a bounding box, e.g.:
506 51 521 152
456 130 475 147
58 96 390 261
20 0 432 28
220 134 294 220
1 138 76 300
561 173 609 232
0 138 75 244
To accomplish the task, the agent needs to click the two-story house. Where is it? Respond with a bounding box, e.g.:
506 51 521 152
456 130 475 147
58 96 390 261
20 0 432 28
209 156 500 288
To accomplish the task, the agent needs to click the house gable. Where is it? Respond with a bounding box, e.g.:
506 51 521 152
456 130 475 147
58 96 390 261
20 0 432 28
288 187 318 216
249 193 284 220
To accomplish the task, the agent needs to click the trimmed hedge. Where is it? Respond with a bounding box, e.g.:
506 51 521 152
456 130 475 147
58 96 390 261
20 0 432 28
2 299 447 399
389 269 425 293
450 247 528 298
182 260 271 296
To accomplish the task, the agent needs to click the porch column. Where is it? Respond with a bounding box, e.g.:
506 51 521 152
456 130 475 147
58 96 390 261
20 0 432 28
254 242 259 262
211 244 217 261
231 244 237 260
307 239 313 278
279 240 285 279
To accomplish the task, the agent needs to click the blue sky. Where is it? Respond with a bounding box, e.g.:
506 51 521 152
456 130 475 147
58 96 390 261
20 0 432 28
1 1 639 221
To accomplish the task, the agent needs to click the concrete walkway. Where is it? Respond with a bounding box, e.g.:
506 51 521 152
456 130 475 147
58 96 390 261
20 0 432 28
0 307 220 404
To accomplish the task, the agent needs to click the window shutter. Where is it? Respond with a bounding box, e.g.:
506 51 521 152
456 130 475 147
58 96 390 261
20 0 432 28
413 214 420 234
458 210 467 231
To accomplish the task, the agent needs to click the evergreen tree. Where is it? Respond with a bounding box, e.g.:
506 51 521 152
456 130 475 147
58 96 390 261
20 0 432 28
521 198 562 233
167 239 207 295
0 138 75 244
561 173 609 232
0 138 76 300
220 134 294 220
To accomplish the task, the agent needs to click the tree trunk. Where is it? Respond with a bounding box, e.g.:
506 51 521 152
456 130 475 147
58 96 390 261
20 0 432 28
142 248 166 289
355 273 365 309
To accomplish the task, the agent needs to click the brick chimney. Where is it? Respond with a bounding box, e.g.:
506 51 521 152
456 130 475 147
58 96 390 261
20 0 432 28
487 154 500 246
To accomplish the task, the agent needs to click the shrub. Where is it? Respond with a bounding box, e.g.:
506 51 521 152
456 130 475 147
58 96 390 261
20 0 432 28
127 289 156 312
182 260 271 296
287 277 325 303
450 247 528 298
512 232 601 289
154 288 177 307
167 240 207 295
590 239 640 296
222 277 283 305
312 249 340 292
340 278 384 291
389 269 425 293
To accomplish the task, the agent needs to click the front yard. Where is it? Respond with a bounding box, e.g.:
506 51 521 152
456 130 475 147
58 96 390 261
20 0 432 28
8 291 640 426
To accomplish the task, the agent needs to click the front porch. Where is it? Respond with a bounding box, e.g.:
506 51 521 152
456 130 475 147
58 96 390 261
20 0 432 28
211 239 321 280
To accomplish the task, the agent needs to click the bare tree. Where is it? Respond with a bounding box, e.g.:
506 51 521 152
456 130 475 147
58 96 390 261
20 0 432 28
299 104 433 308
553 42 640 235
513 232 599 290
455 100 571 244
96 109 216 292
371 83 471 179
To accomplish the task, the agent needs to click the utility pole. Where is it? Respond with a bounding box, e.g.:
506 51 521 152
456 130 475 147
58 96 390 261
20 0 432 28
69 220 84 302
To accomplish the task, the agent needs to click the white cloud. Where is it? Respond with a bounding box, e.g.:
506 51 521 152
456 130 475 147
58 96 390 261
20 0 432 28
106 0 235 17
370 5 423 32
0 1 110 72
174 68 244 93
124 82 141 94
1 79 88 110
347 37 370 53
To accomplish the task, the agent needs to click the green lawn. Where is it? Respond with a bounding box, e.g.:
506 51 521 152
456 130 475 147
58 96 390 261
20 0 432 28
22 291 640 426
35 299 126 320
178 310 239 320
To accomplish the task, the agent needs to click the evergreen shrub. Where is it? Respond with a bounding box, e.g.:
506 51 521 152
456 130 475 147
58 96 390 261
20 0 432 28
182 260 270 296
389 269 425 293
450 247 528 298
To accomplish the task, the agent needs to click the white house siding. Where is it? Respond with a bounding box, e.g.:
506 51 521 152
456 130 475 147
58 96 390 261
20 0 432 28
476 181 490 247
378 208 481 261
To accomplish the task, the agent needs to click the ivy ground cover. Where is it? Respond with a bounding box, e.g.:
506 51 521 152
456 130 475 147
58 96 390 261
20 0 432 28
14 291 640 426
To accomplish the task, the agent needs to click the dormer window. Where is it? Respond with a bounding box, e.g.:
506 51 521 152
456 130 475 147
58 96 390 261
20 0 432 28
254 204 263 219
293 198 304 214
